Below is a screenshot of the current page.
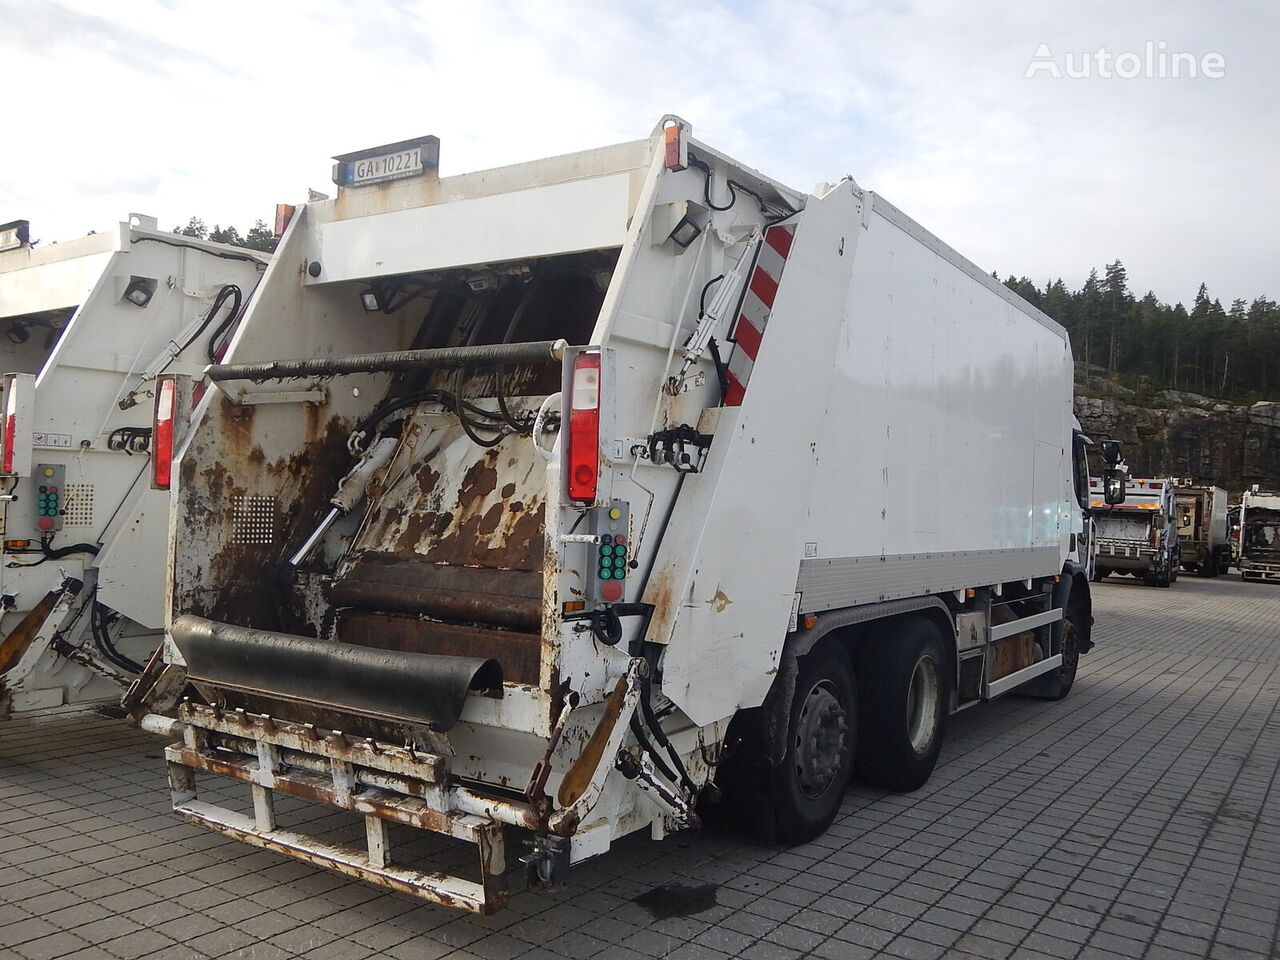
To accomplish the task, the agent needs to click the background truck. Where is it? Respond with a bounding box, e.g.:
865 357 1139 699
134 119 1126 913
1089 477 1180 586
1174 481 1231 577
1238 486 1280 583
0 215 268 716
1228 504 1242 566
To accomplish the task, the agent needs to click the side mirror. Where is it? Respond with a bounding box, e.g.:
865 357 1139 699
1100 439 1123 466
1103 468 1127 505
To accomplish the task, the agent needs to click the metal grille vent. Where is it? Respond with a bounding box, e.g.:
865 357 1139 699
232 495 277 545
62 483 94 526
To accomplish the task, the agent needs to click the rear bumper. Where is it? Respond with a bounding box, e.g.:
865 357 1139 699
156 702 541 913
1097 542 1158 570
1240 563 1280 583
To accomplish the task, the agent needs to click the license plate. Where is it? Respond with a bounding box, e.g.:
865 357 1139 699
342 147 423 187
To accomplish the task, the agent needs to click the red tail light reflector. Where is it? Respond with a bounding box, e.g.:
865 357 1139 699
152 376 177 490
2 384 17 475
567 353 601 504
1 373 34 477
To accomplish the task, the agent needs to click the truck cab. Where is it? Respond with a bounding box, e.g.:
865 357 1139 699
1089 476 1179 586
1239 487 1280 583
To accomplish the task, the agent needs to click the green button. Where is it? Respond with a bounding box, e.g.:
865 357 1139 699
601 544 613 557
600 568 613 580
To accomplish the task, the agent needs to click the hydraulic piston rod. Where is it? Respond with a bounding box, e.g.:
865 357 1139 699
207 339 567 382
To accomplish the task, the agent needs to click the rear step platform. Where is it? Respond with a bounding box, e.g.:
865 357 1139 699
160 701 534 914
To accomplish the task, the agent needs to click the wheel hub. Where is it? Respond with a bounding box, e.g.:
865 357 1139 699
794 681 849 799
906 655 940 756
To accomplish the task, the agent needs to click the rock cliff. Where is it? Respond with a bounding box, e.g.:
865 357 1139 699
1074 372 1280 496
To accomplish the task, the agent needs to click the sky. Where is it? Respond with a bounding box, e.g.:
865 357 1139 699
0 0 1274 308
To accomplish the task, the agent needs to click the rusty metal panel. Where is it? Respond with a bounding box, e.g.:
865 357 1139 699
177 702 447 783
332 561 540 630
336 611 542 688
350 425 546 573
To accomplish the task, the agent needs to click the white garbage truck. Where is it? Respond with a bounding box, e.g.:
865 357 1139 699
1089 476 1180 586
0 215 268 716
133 120 1126 913
1238 486 1280 583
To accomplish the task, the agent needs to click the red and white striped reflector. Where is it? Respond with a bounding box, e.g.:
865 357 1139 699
723 223 796 406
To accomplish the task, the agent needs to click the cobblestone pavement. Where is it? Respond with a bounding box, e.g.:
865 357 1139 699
2 575 1278 960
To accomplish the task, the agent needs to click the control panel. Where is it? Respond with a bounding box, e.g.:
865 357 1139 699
586 500 630 604
34 463 65 534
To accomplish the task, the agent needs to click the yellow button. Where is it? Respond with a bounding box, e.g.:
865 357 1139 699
609 508 621 520
43 468 54 477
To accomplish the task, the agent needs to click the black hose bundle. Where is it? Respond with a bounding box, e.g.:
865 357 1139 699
92 601 143 674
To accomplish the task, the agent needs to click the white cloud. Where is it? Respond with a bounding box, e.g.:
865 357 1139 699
0 0 1273 306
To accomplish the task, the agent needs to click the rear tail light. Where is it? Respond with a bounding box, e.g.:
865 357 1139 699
1 373 34 477
2 384 17 475
152 376 177 490
662 118 688 171
567 353 601 504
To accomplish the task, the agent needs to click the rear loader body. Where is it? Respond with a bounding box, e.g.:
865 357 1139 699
1090 477 1179 586
0 216 267 716
1174 482 1231 576
140 120 1116 911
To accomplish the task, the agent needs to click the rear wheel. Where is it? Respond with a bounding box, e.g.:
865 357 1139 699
854 618 948 791
1036 606 1081 700
772 643 856 843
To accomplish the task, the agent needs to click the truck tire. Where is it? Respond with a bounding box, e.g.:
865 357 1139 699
1198 554 1218 578
771 642 856 843
854 618 947 792
1035 605 1081 701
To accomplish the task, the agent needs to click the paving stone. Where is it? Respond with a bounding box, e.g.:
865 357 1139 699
1 577 1279 959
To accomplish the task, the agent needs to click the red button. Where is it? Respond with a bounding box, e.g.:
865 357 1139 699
37 516 55 531
48 486 58 494
614 535 625 546
601 581 623 603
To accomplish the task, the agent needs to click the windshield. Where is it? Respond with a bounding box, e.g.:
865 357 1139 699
1073 434 1092 510
1243 517 1280 554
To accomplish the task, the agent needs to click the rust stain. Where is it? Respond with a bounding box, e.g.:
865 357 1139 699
645 565 678 638
708 589 733 613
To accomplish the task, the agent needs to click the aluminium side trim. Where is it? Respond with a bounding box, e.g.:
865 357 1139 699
984 655 1063 698
989 608 1062 642
797 546 1062 611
